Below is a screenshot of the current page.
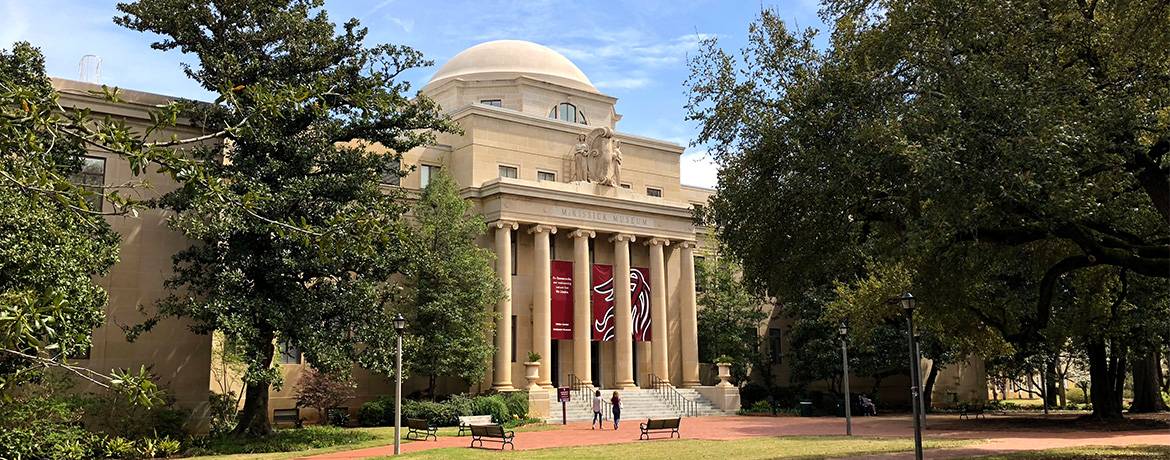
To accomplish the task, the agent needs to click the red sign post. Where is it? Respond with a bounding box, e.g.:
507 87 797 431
557 387 571 424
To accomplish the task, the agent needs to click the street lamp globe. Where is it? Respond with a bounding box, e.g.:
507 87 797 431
394 313 406 333
900 292 916 311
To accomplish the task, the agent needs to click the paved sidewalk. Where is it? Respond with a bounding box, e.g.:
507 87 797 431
301 414 1170 459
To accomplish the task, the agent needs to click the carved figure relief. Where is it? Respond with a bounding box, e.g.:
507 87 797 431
570 127 623 186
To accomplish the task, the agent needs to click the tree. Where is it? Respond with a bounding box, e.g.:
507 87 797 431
687 2 1169 419
293 368 356 425
399 170 503 399
0 41 206 402
115 0 456 436
695 256 768 383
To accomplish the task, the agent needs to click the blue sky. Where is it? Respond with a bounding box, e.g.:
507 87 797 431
1 0 826 188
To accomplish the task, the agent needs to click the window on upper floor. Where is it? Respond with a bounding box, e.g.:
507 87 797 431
70 156 106 212
481 99 502 107
420 164 440 188
646 187 662 197
548 102 586 124
537 170 557 182
278 341 302 365
620 183 631 189
380 158 402 186
499 165 518 179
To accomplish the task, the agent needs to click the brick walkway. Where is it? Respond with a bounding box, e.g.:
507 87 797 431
301 414 1170 459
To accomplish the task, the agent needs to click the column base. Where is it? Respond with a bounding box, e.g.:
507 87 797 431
615 381 638 390
492 383 516 391
679 380 701 388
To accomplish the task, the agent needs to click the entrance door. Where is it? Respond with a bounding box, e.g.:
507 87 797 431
550 342 560 387
631 343 639 386
590 341 601 387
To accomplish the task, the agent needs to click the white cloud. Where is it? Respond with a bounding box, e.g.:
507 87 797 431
387 16 414 33
594 77 650 90
680 150 718 189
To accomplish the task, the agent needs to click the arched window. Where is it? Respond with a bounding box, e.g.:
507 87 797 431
548 102 587 124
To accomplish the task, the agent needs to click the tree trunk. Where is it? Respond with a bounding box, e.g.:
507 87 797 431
428 375 437 402
922 360 939 413
1086 338 1126 419
1044 358 1059 408
1130 350 1168 413
233 329 276 437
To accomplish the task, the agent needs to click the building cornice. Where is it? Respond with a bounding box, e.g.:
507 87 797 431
446 104 685 154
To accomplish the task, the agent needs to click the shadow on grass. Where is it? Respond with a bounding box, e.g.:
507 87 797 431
974 445 1170 459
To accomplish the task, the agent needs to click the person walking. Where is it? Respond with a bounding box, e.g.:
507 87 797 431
611 391 623 430
591 390 604 429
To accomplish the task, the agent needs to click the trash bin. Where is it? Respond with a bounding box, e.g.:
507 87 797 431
799 400 814 417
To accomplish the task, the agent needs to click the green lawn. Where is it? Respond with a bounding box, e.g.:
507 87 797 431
970 445 1170 459
190 424 558 460
380 436 979 460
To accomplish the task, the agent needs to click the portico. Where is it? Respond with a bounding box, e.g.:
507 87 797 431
481 179 701 391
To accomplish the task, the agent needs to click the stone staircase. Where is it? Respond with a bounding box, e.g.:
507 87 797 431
554 387 729 423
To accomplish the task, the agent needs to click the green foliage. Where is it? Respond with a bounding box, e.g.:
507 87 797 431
527 351 542 363
207 391 240 436
357 399 387 427
470 394 510 424
695 256 768 383
186 426 376 456
114 0 457 436
403 399 459 426
78 388 188 440
686 1 1170 418
401 170 505 395
501 391 529 419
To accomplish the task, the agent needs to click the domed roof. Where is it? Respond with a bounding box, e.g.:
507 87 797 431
425 40 597 93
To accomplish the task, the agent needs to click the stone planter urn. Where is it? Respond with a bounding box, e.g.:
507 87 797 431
524 361 541 390
716 362 733 388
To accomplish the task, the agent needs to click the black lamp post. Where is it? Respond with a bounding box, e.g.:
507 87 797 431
393 313 406 456
901 292 923 460
839 320 852 436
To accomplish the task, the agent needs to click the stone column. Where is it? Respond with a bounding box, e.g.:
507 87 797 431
611 233 637 389
679 241 701 388
646 238 671 385
491 221 518 391
570 229 595 387
529 224 557 388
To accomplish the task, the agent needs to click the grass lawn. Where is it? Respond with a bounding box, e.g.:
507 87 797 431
377 436 979 459
191 423 558 460
971 445 1170 459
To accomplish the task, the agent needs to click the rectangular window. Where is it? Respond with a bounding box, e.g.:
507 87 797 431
537 170 556 182
511 315 518 362
70 156 106 211
420 164 440 188
381 158 402 186
620 183 631 189
499 165 518 179
646 187 662 197
510 229 518 275
278 341 302 364
769 328 782 363
481 99 502 107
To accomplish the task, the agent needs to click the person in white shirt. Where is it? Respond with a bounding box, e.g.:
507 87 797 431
591 390 604 429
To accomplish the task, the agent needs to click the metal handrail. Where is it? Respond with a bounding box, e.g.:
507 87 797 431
568 373 610 421
648 374 698 417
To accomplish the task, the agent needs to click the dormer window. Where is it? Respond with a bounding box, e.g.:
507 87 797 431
549 102 586 124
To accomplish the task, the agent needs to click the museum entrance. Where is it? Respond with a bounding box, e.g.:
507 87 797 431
550 342 560 387
591 341 601 387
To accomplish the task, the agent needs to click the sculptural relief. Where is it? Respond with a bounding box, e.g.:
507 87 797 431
570 127 623 186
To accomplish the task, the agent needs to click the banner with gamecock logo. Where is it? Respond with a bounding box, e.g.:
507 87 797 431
590 264 651 342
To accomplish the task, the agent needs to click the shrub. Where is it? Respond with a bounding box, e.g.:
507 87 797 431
403 400 459 426
503 417 543 429
357 400 387 427
293 369 356 426
445 393 476 417
207 392 239 436
769 386 800 409
0 383 92 460
105 436 138 459
79 390 188 439
184 426 375 456
471 395 510 424
157 437 182 457
739 382 768 408
502 391 529 419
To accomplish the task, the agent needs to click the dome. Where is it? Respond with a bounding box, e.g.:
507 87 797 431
425 40 598 93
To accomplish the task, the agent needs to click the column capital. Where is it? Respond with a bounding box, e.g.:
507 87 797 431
678 240 699 249
568 229 596 239
490 220 519 230
644 237 672 247
527 224 558 235
609 233 637 243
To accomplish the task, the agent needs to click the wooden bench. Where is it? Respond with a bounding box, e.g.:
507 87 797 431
405 418 438 441
273 408 303 428
457 415 494 436
959 404 986 420
639 417 681 440
469 424 515 450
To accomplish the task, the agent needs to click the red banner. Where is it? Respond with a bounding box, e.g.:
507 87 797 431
631 267 651 342
551 260 573 340
591 264 615 341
